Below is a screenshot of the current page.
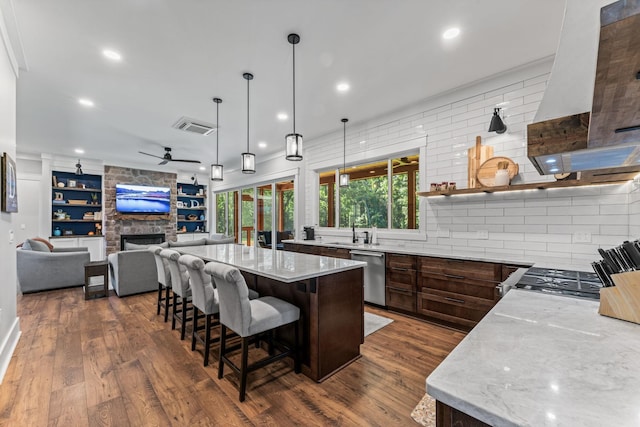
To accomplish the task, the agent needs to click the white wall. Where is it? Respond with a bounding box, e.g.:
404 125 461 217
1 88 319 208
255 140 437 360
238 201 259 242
301 58 633 270
0 3 20 383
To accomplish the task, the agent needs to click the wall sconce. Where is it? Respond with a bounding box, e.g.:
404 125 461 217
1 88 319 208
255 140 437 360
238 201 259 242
488 107 507 134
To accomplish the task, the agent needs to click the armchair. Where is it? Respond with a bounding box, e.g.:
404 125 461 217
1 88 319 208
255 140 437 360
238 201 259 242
17 246 90 293
108 249 158 296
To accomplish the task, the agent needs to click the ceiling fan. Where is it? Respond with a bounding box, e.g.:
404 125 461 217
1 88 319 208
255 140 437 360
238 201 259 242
392 156 413 168
138 147 201 165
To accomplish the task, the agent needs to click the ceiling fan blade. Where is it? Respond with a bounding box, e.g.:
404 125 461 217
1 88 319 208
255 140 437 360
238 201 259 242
139 150 163 160
158 160 169 165
171 158 202 164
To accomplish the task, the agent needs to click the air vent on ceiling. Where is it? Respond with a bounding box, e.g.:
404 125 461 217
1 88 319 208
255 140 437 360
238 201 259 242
172 116 216 136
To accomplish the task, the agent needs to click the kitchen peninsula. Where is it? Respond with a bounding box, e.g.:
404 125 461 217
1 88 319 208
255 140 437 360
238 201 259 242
175 243 366 382
427 290 640 427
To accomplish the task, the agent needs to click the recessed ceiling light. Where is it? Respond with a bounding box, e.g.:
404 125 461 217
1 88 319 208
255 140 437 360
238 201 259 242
336 82 350 92
277 113 288 121
545 159 557 164
199 166 206 171
74 148 85 154
102 49 122 61
549 167 559 172
359 140 366 144
442 27 460 40
78 98 94 107
258 141 267 148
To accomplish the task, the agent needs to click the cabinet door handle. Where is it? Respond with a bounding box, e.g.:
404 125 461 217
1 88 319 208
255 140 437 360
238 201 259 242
392 267 409 272
388 286 412 295
444 297 465 304
444 273 465 280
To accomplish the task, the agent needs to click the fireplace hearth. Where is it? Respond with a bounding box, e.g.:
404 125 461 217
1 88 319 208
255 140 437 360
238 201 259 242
120 233 165 250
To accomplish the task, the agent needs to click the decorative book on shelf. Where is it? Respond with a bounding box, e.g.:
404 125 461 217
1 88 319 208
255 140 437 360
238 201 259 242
599 271 640 325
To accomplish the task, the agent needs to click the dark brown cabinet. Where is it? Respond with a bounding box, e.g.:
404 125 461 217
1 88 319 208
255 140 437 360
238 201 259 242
417 257 501 331
385 254 417 313
283 242 320 255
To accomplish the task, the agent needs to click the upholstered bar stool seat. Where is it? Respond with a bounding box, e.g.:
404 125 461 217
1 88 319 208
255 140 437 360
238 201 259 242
149 246 172 322
159 249 192 340
205 261 300 402
179 254 222 367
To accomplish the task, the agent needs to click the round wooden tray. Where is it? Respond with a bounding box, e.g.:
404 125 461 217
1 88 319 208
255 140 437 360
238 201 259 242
476 156 519 187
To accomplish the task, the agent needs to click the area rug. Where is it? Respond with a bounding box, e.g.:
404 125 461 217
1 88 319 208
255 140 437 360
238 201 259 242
410 393 436 427
364 312 393 337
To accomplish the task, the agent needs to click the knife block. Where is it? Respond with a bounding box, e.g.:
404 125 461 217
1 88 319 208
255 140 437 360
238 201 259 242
598 271 640 325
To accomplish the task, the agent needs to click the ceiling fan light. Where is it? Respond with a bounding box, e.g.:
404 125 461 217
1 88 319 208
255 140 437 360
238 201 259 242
241 152 255 174
339 173 350 187
286 133 303 161
211 164 223 181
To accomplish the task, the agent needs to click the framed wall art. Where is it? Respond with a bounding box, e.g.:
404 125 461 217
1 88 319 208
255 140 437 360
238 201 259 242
1 152 18 213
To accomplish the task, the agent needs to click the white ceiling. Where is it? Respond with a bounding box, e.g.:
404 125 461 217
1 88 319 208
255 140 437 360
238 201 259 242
12 0 566 174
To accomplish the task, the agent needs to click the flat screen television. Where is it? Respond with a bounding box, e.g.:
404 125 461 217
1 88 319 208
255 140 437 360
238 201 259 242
115 184 171 214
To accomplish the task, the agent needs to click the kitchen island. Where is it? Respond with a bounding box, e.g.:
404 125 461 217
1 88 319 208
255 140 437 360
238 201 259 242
176 244 366 382
427 289 640 426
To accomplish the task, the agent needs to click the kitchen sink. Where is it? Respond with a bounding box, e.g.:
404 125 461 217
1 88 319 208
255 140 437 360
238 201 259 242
324 241 360 247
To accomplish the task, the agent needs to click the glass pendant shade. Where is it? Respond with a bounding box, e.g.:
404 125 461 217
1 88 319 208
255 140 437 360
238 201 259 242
242 152 255 174
75 159 83 175
488 108 507 134
339 173 350 187
211 164 223 181
286 133 303 161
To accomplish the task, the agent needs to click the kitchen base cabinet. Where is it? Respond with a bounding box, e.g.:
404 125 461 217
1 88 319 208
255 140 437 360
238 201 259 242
436 401 491 427
418 257 501 331
319 246 350 259
51 236 105 261
385 253 417 313
283 242 320 255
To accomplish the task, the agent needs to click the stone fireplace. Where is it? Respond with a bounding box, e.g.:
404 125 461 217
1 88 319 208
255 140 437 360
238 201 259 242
120 233 166 250
104 165 177 254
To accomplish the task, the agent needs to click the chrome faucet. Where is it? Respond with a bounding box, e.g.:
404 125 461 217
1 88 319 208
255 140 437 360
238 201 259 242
352 224 358 243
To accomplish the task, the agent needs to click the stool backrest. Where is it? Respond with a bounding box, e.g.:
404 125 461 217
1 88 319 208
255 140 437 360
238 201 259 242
159 249 188 297
148 245 170 288
178 254 218 315
204 262 251 336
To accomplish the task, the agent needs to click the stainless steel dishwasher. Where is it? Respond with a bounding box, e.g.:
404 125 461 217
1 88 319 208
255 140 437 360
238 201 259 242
350 250 386 306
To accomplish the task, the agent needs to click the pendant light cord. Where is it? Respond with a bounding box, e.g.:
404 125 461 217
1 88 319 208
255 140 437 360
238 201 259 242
292 41 296 134
342 121 346 173
216 101 220 164
246 77 250 152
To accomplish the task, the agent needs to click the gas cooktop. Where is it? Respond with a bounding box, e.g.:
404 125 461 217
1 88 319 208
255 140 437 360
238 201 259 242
514 267 603 300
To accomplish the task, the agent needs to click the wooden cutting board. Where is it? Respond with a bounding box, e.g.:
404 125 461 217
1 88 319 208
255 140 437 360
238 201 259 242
476 157 519 187
467 136 493 188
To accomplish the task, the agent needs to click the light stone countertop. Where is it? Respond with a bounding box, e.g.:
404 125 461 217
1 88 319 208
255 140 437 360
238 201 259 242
426 289 640 427
175 243 365 283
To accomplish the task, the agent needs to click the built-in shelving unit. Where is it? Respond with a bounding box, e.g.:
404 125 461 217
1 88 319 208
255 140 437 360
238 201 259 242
51 171 103 236
177 182 206 233
417 178 630 197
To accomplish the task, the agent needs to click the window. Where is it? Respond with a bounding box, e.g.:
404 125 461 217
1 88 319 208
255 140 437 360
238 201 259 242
241 188 254 246
320 153 419 230
215 190 237 239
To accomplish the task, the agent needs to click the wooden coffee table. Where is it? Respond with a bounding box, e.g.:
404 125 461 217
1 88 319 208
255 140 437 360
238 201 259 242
84 260 109 300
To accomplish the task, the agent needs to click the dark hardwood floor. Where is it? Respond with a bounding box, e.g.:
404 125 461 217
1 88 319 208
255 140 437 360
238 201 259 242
0 287 465 426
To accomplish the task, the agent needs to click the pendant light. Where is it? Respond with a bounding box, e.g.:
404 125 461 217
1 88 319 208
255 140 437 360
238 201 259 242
339 118 350 187
75 159 83 175
211 97 224 181
488 107 507 134
285 33 303 161
241 72 256 174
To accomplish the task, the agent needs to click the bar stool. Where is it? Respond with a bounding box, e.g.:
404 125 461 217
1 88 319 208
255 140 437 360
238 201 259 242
205 261 300 402
160 249 192 340
149 246 172 322
178 254 221 367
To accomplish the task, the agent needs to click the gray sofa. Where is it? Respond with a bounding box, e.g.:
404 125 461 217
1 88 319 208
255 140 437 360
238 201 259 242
17 240 90 293
108 237 235 297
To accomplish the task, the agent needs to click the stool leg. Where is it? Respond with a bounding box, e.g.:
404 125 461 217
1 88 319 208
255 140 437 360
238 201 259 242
156 283 162 315
181 298 188 340
239 337 249 402
191 307 198 351
204 314 212 367
294 319 301 374
171 293 178 330
218 325 226 379
163 286 171 322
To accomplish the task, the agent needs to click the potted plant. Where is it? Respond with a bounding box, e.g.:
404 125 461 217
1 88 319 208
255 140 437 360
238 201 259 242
91 193 99 204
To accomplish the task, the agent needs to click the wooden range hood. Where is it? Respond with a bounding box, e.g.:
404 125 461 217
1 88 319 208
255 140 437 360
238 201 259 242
527 0 640 176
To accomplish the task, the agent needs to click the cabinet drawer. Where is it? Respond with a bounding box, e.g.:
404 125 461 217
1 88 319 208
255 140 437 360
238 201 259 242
418 273 499 301
387 253 416 269
386 267 416 292
386 287 416 312
419 257 500 282
320 247 350 259
417 290 494 328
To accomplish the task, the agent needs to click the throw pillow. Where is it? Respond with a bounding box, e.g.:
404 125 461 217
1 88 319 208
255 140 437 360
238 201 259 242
125 241 169 250
32 237 55 251
25 238 52 252
168 238 207 248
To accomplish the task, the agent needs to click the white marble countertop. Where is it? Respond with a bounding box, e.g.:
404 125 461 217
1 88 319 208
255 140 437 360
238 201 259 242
176 243 365 283
426 289 640 427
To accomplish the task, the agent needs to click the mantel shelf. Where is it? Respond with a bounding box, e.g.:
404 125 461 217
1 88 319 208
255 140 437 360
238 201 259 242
417 178 630 197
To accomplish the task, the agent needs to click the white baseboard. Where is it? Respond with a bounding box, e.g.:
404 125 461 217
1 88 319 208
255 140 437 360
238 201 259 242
0 317 21 384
